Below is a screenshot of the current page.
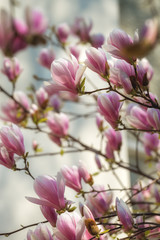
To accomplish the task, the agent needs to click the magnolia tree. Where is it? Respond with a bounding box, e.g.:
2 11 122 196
1 1 160 240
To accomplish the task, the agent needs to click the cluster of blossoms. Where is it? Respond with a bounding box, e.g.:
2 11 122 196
1 2 160 240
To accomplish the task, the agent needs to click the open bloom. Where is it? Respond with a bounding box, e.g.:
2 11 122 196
0 144 15 169
116 198 134 231
97 92 122 128
0 124 25 156
26 173 67 210
1 57 22 82
27 223 53 240
46 55 86 96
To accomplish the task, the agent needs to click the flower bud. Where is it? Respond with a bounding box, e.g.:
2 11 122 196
1 57 22 82
116 198 134 231
56 22 70 43
0 144 15 169
36 87 49 108
97 92 122 128
90 33 105 48
38 48 55 69
0 124 25 156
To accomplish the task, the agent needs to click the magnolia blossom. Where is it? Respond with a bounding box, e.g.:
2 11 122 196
54 212 87 240
56 23 70 43
142 132 159 156
71 17 92 42
49 94 62 112
26 173 67 210
47 112 69 137
104 29 135 63
97 92 122 128
105 128 122 151
38 48 55 69
36 87 49 108
61 165 82 192
40 205 57 227
109 60 134 92
85 47 109 77
69 45 81 60
126 104 152 130
0 124 25 156
147 108 160 130
0 144 15 169
25 7 47 35
95 154 102 170
78 160 92 184
0 10 27 55
116 198 134 231
1 57 22 82
27 223 53 240
46 55 86 96
86 184 112 218
90 33 105 48
96 113 104 131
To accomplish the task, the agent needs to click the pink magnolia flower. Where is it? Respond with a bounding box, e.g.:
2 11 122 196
25 7 47 35
116 198 134 231
54 212 87 240
69 45 81 61
27 223 53 240
97 92 122 128
78 160 93 184
36 87 49 108
147 108 160 130
0 144 15 169
46 55 86 96
40 205 57 227
105 143 114 159
61 165 82 192
49 94 62 112
1 91 29 124
109 60 134 92
26 173 67 210
95 154 102 170
71 17 92 42
105 128 122 151
136 58 153 86
85 47 109 77
126 104 152 130
1 57 22 82
142 132 159 156
47 112 69 137
105 29 135 63
38 48 55 69
56 23 70 43
96 113 104 131
0 124 25 156
86 184 112 218
90 33 105 48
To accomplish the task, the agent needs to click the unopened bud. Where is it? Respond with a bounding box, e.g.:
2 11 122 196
85 218 100 236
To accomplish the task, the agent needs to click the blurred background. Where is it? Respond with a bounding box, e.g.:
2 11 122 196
0 0 159 239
